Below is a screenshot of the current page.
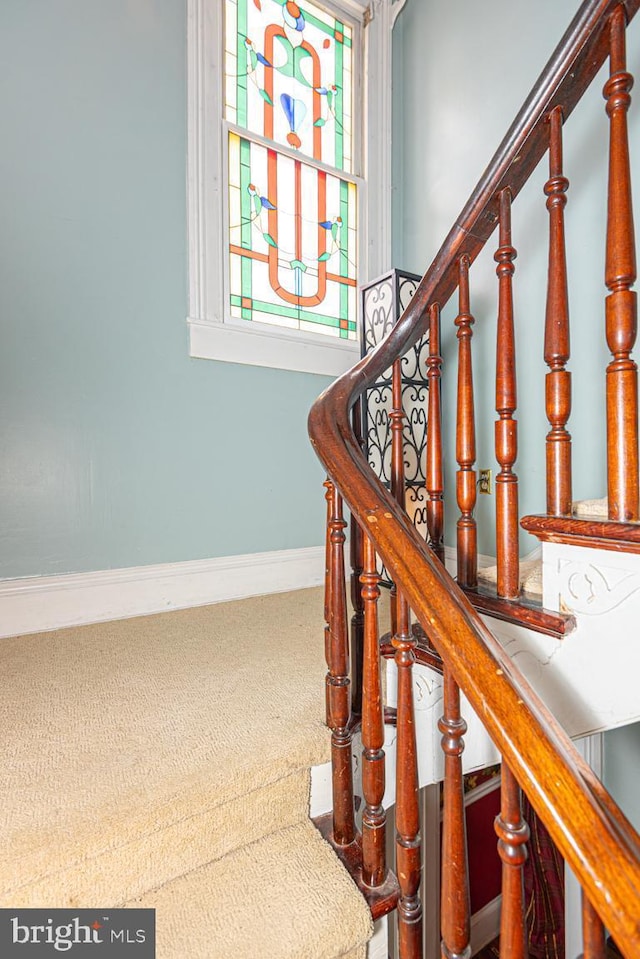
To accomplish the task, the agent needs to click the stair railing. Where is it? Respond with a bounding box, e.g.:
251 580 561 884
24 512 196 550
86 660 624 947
310 2 640 957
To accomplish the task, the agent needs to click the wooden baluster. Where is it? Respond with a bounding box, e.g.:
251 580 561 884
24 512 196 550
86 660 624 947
426 303 445 563
544 106 573 517
389 353 422 954
495 763 529 958
439 669 471 959
494 188 520 599
326 483 356 846
393 587 422 957
324 478 332 627
604 5 639 521
389 357 405 640
456 256 478 588
360 532 386 887
324 478 333 730
350 399 365 717
582 893 607 959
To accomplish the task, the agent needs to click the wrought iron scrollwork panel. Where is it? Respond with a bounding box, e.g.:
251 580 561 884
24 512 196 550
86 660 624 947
361 269 430 585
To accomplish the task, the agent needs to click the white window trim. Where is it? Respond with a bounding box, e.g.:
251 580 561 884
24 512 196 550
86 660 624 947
186 0 406 376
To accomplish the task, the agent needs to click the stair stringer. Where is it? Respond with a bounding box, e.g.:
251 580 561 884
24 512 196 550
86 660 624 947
483 540 640 740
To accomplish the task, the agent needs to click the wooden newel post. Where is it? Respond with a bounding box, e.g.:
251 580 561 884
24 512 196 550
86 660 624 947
604 4 639 521
360 533 386 888
426 302 445 563
456 256 478 588
326 482 356 847
494 188 520 599
544 105 573 517
495 763 529 959
439 669 471 959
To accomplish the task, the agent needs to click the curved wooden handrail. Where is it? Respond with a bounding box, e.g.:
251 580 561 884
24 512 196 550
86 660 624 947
309 1 640 954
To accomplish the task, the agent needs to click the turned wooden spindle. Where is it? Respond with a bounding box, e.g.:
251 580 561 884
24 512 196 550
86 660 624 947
360 532 386 888
582 893 607 959
495 763 529 959
393 587 422 958
494 188 520 599
326 484 356 846
426 302 445 563
350 400 365 717
544 105 573 517
439 669 471 959
323 478 332 627
456 256 478 588
604 4 639 521
389 357 406 639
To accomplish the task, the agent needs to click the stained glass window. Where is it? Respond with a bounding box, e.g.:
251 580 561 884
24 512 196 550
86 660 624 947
224 0 358 342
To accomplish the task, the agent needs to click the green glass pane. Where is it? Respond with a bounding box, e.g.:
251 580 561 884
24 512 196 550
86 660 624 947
228 132 357 339
224 0 353 172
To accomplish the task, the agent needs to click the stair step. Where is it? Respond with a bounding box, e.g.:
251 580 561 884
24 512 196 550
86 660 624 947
0 590 332 908
463 584 575 639
126 820 373 959
522 513 640 553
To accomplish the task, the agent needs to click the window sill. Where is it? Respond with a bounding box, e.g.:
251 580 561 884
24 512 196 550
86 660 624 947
188 317 361 377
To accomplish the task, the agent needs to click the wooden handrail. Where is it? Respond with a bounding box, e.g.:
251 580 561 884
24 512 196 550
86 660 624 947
309 1 640 953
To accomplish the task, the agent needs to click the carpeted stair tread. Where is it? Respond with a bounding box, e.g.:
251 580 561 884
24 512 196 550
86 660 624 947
0 588 332 906
127 819 373 959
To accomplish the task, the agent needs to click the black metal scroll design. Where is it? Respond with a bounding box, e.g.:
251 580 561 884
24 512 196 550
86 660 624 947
361 270 428 584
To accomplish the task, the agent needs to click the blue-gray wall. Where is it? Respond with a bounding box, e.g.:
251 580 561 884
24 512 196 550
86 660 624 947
392 0 640 828
0 0 330 579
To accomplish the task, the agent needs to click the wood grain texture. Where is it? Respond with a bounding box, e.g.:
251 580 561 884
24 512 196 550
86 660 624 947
455 258 478 589
360 533 387 888
604 4 639 521
326 484 356 847
463 584 576 639
310 3 640 954
522 512 640 553
544 105 573 517
392 587 422 958
439 670 471 959
426 303 445 563
350 401 365 718
313 813 401 920
582 893 607 959
494 190 520 600
495 764 530 959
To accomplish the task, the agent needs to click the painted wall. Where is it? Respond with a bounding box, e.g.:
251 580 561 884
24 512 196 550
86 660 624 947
0 0 331 579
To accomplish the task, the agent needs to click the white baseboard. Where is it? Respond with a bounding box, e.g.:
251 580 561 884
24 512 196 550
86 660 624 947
0 546 325 638
470 895 501 955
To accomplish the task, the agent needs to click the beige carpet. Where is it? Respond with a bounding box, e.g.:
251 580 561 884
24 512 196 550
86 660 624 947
0 587 373 958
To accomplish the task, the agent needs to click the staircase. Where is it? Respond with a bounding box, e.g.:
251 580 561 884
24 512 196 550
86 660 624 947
309 1 640 957
0 589 374 958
